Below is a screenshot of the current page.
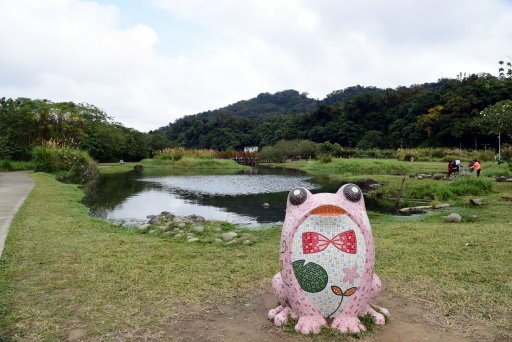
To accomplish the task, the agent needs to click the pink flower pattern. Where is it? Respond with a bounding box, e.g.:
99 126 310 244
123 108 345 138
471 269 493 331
342 264 359 284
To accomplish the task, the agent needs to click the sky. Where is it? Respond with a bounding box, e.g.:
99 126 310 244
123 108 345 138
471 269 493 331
1 0 512 131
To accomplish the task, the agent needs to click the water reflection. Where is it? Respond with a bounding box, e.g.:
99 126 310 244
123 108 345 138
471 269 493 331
83 166 396 227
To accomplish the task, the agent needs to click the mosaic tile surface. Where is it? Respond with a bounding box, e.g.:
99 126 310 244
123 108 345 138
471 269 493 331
268 184 389 334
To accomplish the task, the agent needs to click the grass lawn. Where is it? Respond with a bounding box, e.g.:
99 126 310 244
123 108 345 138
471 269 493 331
1 160 511 340
99 157 247 174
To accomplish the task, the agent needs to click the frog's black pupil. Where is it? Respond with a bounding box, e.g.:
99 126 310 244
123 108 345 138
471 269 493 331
289 188 307 205
343 184 362 202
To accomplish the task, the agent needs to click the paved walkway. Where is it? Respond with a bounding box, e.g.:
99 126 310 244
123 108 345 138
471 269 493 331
0 172 34 257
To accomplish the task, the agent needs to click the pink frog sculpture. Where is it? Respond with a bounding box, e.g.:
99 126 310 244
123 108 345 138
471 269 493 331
268 184 389 334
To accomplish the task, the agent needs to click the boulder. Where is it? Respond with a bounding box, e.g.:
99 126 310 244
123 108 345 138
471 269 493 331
186 214 206 222
221 231 239 241
469 198 483 206
177 222 187 228
501 194 512 201
161 211 171 216
214 238 223 243
187 238 200 243
148 217 160 225
445 213 462 223
174 234 183 239
243 240 253 245
138 224 150 230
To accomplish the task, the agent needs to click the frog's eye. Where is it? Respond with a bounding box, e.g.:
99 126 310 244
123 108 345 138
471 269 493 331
343 184 362 202
289 188 307 206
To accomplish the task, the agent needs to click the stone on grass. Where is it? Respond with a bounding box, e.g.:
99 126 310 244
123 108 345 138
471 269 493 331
432 174 445 180
501 194 512 201
149 229 156 234
174 234 183 239
243 240 253 245
226 239 239 245
187 238 200 243
214 238 223 243
138 224 150 230
162 231 174 237
192 226 205 233
445 213 462 223
469 198 483 206
221 231 239 241
177 222 187 228
496 176 507 182
149 217 160 225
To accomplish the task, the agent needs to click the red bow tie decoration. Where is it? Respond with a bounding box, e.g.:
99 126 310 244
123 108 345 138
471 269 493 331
302 230 357 254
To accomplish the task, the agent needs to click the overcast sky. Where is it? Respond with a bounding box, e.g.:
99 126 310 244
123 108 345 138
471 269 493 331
1 0 511 131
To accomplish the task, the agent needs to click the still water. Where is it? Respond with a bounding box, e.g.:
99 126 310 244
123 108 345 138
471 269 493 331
83 167 395 227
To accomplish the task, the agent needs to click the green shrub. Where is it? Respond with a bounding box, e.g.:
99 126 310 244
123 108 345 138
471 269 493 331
470 150 496 162
449 176 493 196
319 154 332 163
32 146 97 183
0 159 34 171
0 160 12 170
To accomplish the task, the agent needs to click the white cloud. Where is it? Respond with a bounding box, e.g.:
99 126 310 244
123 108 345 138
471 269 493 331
1 0 512 131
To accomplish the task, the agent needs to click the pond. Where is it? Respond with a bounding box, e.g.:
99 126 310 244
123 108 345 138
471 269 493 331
83 166 397 227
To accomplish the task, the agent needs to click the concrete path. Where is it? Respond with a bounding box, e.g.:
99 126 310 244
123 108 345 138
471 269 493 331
0 172 34 257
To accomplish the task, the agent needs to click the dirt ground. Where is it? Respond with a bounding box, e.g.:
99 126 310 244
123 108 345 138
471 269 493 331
168 287 495 342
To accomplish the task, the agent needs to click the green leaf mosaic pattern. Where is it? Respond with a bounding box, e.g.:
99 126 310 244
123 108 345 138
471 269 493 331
292 259 328 293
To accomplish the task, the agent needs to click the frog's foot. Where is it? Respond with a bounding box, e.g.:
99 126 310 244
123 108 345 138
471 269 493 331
365 305 386 325
268 305 296 327
371 304 390 318
268 305 284 320
294 315 326 334
331 314 366 334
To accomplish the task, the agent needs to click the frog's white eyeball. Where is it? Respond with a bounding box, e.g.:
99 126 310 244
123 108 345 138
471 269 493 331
343 184 362 202
289 188 307 205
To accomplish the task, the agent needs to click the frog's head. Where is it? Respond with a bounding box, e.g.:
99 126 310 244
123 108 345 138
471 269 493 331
283 183 370 239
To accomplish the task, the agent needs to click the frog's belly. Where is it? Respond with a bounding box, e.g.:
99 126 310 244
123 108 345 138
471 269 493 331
291 214 366 317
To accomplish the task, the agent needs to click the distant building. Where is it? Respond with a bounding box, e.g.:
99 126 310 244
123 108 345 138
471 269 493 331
244 146 259 153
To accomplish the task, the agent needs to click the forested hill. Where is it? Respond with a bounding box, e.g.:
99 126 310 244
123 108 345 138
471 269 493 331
196 89 319 120
154 74 512 150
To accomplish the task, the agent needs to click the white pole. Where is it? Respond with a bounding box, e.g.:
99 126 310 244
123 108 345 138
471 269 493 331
498 133 501 161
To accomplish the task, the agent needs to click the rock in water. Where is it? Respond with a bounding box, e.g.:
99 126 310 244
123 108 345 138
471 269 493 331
262 203 270 208
445 213 462 223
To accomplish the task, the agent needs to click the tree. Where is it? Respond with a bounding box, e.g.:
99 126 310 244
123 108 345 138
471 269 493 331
480 100 512 138
416 105 444 137
499 60 512 79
